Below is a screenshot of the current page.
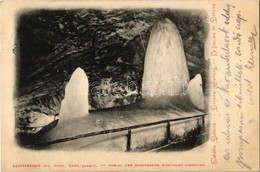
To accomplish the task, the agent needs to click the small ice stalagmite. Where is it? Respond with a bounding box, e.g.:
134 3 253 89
187 74 205 110
141 18 189 99
59 67 89 124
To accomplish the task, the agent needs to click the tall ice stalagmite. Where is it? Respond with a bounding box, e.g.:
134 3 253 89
142 18 189 98
59 67 89 124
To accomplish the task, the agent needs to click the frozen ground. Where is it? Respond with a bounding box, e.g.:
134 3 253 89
30 96 209 151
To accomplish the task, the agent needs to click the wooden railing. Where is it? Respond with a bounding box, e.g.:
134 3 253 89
30 113 208 151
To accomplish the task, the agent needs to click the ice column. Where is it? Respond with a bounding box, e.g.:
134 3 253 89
59 67 89 124
141 18 189 98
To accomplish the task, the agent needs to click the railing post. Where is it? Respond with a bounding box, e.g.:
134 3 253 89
126 129 131 152
166 122 171 143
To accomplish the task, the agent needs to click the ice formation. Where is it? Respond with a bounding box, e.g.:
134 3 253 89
187 74 205 110
141 18 189 98
59 67 89 124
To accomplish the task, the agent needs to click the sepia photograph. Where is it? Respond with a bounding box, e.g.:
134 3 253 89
15 9 209 151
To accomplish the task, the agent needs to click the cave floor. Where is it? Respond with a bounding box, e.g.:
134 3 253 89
35 96 208 151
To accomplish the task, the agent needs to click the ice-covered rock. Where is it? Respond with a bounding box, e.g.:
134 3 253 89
26 110 58 128
141 18 189 98
59 67 89 124
187 74 205 110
